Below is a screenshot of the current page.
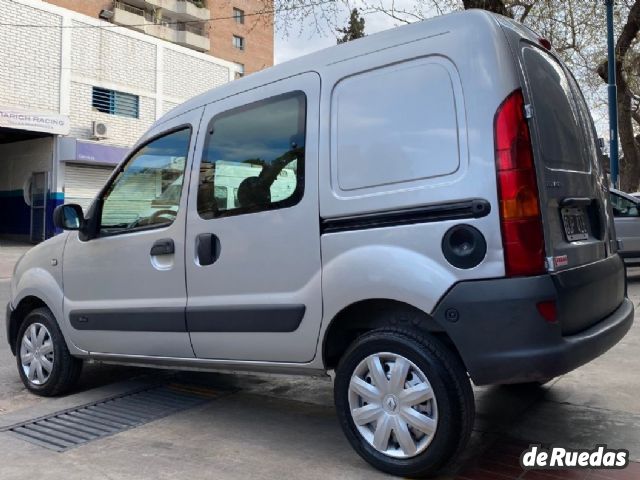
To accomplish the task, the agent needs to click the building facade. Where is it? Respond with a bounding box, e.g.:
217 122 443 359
0 0 242 242
44 0 275 75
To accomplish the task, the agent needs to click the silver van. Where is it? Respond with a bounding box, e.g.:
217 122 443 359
6 11 633 477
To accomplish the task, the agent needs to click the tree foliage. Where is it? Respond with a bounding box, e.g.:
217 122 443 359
337 8 366 43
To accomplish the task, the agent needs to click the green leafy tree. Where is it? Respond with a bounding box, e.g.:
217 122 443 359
337 8 366 43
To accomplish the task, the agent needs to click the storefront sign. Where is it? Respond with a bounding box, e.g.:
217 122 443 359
0 108 70 135
76 141 129 166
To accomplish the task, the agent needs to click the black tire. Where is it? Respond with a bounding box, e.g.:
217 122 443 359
334 328 474 478
15 307 82 397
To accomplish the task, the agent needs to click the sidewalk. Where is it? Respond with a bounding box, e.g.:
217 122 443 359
0 240 31 279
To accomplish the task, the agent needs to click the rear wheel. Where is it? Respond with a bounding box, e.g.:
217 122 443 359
334 328 474 477
16 307 82 396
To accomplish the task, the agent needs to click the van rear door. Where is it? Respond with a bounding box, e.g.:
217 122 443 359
510 34 624 334
520 43 613 270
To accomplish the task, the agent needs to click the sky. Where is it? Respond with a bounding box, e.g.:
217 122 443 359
274 5 413 64
272 3 610 141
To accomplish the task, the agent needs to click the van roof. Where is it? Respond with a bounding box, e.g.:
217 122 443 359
155 9 506 127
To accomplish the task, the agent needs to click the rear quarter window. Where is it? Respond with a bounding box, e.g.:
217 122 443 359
522 45 590 172
331 57 461 194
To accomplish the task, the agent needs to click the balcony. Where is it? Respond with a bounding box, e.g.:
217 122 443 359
112 2 147 32
172 23 209 52
109 1 209 52
174 0 210 21
145 23 173 42
145 0 210 21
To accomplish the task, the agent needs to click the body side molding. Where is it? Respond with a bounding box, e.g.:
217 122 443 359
320 199 491 234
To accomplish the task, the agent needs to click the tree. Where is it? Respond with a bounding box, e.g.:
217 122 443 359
597 1 640 191
337 8 366 43
270 0 640 190
461 0 511 17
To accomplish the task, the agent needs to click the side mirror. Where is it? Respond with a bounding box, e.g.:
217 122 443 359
53 204 85 231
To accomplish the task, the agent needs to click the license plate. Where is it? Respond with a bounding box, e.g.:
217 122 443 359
561 207 589 241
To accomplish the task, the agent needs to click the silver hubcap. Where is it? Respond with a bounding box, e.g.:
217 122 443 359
348 352 438 459
20 323 54 385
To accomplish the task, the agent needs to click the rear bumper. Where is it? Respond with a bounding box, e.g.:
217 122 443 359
432 255 634 385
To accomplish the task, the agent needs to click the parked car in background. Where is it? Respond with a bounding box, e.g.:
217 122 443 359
611 188 640 266
6 10 634 478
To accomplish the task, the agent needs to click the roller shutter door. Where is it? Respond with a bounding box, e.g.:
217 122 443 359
64 163 114 212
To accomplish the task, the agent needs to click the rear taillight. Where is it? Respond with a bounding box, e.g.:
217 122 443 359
495 90 546 277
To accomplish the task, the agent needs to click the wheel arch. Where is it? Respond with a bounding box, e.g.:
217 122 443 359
322 298 463 371
8 295 50 355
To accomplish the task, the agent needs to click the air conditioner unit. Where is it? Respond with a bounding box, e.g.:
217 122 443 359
92 121 108 139
99 9 114 20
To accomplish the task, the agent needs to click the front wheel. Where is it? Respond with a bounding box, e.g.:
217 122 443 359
334 328 474 478
16 307 82 396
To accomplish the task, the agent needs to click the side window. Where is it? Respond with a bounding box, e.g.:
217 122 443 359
332 59 461 193
197 91 306 219
100 128 191 234
610 193 639 218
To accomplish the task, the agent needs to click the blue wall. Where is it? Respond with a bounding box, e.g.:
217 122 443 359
0 190 63 239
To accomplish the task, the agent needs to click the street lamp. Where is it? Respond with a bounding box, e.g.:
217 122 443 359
606 0 619 188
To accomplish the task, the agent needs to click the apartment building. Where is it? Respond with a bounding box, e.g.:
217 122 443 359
0 0 243 242
44 0 275 75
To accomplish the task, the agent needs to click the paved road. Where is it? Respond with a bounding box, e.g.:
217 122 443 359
0 242 638 479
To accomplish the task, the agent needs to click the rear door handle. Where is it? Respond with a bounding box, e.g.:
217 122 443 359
196 233 220 266
150 238 174 256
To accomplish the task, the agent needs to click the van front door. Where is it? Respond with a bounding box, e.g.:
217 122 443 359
62 109 202 357
185 74 321 362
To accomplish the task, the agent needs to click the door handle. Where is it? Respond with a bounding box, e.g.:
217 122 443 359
150 238 175 256
196 233 220 266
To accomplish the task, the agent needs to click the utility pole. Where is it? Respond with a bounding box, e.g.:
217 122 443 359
606 0 619 187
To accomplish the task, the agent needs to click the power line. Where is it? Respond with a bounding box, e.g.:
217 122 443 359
0 0 336 28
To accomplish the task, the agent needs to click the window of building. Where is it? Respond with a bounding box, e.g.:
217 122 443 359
232 35 245 50
197 91 307 219
235 63 245 79
100 128 192 234
92 87 140 119
233 8 245 24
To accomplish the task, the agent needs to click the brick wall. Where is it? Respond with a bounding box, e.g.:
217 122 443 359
163 48 230 100
163 100 179 114
0 0 234 148
71 20 158 93
43 0 274 75
0 0 62 112
208 0 274 74
44 0 113 18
